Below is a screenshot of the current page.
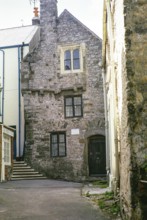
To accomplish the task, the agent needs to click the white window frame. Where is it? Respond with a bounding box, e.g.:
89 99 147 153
58 43 85 74
3 134 11 166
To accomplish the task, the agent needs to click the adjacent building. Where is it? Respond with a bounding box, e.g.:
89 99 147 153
0 125 14 181
0 25 40 160
103 0 147 219
21 0 105 181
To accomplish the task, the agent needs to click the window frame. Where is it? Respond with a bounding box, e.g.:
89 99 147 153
3 134 11 165
59 44 85 74
64 95 83 118
50 132 66 157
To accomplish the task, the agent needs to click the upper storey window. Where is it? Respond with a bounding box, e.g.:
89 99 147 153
59 44 85 74
64 49 80 71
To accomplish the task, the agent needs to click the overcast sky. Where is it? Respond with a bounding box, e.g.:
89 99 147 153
0 0 103 38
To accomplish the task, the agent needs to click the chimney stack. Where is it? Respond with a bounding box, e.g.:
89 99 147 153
32 7 40 25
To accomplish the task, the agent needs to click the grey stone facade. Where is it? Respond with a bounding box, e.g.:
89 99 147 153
21 0 104 181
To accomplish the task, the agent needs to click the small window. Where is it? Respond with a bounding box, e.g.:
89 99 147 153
64 49 80 71
59 44 85 74
4 134 11 165
51 132 66 157
65 96 83 118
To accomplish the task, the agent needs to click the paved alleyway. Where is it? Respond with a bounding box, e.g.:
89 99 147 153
0 180 110 220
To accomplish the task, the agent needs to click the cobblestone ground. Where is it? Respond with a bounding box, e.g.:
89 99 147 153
0 179 111 220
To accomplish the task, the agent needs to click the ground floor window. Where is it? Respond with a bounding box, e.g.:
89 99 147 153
4 134 11 165
50 132 66 157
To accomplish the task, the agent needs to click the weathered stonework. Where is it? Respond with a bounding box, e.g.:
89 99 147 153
21 0 104 181
103 0 147 219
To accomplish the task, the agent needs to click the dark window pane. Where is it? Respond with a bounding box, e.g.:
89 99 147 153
52 143 58 156
74 106 82 116
64 50 71 70
74 97 82 105
73 49 80 70
73 60 80 69
64 61 71 70
73 49 79 59
52 134 57 143
59 134 65 143
64 50 71 59
59 143 66 156
65 98 72 105
66 106 73 117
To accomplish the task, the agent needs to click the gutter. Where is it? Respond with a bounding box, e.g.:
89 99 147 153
0 49 5 124
102 0 107 68
0 44 29 50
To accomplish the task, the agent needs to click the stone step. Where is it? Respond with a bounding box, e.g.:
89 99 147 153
11 176 47 181
13 161 25 164
13 171 39 175
12 174 44 178
11 160 47 181
13 164 30 167
13 168 35 172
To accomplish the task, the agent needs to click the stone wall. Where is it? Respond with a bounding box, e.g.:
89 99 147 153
121 0 147 219
21 0 104 181
109 0 147 218
104 0 147 219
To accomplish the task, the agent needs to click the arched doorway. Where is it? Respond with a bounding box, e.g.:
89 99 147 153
88 135 106 176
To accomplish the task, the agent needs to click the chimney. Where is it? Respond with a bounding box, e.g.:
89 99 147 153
40 0 58 28
32 7 40 25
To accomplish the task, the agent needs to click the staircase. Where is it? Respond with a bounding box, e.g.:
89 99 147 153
11 161 47 180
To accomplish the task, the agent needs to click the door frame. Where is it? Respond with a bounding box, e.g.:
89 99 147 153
88 135 106 176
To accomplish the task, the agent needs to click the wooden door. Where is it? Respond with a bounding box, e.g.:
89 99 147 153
88 135 106 176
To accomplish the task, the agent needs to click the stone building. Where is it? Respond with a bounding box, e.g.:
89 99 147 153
103 0 147 219
21 0 105 181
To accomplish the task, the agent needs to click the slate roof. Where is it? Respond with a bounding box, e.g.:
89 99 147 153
0 25 39 48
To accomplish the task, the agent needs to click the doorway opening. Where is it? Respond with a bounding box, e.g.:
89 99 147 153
88 135 106 176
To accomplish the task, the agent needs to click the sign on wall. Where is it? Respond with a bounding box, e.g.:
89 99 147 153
71 129 80 135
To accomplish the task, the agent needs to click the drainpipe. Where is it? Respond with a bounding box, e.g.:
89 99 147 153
1 125 5 182
106 0 119 191
0 50 5 124
102 0 110 182
18 47 21 158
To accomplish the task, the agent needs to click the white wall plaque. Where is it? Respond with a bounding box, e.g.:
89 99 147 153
71 129 80 135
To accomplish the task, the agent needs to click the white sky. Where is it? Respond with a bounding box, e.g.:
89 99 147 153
0 0 103 38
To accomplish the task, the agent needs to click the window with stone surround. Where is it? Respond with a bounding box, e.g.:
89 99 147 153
50 132 66 157
64 95 83 118
58 43 85 74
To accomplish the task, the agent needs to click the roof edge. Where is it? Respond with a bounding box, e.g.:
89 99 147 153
58 9 102 41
